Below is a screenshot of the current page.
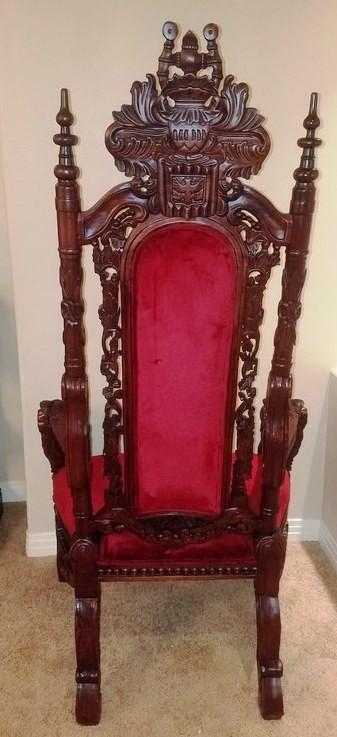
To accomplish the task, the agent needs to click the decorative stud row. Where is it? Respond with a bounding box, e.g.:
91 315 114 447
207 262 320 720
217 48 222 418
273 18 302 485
98 564 257 578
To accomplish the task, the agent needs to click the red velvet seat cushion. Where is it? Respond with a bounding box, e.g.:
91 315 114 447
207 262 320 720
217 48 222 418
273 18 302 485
125 224 239 516
53 454 290 567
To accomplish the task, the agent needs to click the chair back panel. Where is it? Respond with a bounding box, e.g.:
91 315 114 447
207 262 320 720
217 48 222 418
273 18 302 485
122 221 244 516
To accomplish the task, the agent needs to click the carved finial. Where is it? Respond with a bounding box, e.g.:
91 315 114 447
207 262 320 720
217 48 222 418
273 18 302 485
294 92 321 184
162 21 178 42
157 22 222 92
53 88 79 181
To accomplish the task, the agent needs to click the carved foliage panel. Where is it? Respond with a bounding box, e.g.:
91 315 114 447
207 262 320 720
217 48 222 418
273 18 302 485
228 207 281 498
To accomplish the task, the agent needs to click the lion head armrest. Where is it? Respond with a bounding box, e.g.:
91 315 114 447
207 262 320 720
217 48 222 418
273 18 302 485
37 399 65 473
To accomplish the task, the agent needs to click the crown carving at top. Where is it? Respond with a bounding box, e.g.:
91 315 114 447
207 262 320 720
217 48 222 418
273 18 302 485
105 22 270 180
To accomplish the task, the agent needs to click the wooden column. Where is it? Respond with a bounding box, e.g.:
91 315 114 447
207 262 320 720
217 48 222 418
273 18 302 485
54 89 91 539
261 93 321 534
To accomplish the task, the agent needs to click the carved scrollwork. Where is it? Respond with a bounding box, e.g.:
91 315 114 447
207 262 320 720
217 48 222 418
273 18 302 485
106 75 269 181
93 234 124 503
229 208 281 500
92 506 261 545
105 25 270 218
91 199 151 504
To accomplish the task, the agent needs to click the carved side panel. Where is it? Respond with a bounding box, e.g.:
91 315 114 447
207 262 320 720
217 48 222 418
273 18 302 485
228 209 281 500
92 202 149 505
93 235 124 503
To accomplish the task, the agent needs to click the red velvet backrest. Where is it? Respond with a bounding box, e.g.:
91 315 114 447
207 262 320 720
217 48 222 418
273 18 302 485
122 221 245 517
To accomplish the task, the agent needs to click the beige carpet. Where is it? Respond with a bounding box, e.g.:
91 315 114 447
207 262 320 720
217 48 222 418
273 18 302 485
1 504 337 737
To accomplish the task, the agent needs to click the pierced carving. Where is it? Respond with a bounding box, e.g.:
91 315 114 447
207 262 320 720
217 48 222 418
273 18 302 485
229 209 281 500
92 201 149 504
38 400 65 473
93 235 124 504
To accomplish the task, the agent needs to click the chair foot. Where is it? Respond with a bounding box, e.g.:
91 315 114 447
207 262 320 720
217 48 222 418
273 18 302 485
75 596 101 725
76 683 101 725
255 530 286 720
259 673 284 720
255 594 284 720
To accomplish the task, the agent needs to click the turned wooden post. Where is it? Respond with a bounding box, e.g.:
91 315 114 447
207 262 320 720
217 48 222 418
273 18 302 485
261 93 321 534
54 89 91 539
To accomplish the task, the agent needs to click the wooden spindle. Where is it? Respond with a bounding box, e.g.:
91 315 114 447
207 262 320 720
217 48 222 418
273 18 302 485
54 89 91 538
261 93 321 533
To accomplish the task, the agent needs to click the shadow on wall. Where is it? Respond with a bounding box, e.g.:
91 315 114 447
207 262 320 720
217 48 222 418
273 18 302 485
0 295 25 499
294 376 330 533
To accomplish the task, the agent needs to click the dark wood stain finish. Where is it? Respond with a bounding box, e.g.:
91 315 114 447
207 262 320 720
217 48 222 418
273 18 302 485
38 22 320 725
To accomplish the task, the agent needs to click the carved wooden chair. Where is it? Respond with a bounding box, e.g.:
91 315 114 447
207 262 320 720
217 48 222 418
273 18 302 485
38 22 320 725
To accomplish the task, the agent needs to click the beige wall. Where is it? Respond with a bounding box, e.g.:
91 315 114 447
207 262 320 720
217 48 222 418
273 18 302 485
322 370 337 543
1 0 337 537
0 128 25 499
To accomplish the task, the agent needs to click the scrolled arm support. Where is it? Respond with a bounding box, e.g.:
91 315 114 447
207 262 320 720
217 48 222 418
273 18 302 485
259 397 308 471
38 399 65 473
78 182 151 245
287 399 308 470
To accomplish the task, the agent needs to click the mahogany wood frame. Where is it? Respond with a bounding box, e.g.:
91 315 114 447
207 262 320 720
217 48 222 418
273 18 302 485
38 21 320 726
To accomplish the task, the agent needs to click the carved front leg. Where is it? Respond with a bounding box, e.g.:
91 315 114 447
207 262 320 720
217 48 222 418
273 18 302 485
254 530 286 719
70 539 101 725
37 400 65 473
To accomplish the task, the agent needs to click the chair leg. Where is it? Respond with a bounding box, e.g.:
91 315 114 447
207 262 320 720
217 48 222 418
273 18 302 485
255 592 283 718
254 529 286 720
75 591 101 725
70 538 101 725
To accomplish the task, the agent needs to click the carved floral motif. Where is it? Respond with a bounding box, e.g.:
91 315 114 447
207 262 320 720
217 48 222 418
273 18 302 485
106 74 270 183
229 208 281 498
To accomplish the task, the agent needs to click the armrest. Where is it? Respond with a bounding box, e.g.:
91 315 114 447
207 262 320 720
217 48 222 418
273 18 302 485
37 399 65 473
259 396 307 470
286 399 307 470
259 376 291 533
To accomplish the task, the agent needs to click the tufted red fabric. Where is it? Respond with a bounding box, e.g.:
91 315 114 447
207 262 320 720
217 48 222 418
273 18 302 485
53 453 290 566
126 224 239 516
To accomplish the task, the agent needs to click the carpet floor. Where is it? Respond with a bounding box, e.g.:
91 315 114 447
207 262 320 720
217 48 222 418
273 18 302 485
1 503 337 737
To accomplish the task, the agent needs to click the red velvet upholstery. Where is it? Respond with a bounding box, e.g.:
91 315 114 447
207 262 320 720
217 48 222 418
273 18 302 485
126 224 239 516
53 454 290 566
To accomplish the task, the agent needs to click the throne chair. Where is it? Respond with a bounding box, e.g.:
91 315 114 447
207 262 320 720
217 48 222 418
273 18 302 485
38 21 320 725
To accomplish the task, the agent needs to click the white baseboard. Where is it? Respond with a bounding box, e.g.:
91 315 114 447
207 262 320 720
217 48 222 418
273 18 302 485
26 530 57 557
24 516 320 558
0 480 25 502
319 522 337 573
287 517 320 541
